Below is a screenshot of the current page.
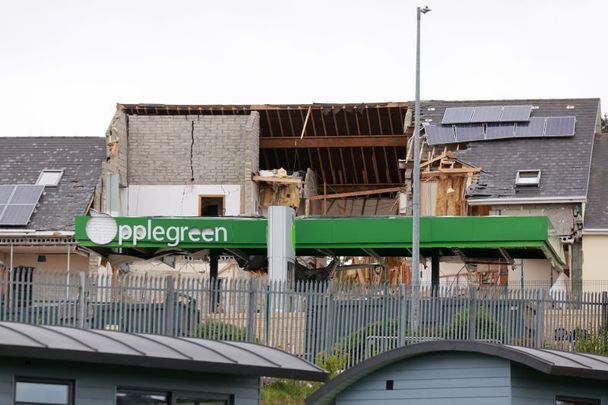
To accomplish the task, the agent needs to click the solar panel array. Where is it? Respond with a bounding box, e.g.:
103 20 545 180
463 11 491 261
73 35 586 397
441 105 532 124
0 185 44 226
426 116 576 146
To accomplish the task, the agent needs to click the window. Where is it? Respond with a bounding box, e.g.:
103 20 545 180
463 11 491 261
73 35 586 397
515 169 541 187
556 396 601 405
14 378 73 405
36 170 63 187
199 196 224 217
116 389 169 405
116 389 229 405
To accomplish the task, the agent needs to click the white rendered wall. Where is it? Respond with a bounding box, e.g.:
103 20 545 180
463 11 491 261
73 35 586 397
125 185 241 217
582 234 608 281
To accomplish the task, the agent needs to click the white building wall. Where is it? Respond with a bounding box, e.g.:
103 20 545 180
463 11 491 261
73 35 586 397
582 234 608 281
125 185 241 217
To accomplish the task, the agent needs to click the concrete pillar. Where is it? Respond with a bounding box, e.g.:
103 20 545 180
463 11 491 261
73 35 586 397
267 206 295 283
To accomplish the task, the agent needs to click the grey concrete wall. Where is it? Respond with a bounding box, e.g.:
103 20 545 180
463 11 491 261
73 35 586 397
336 352 511 405
0 357 259 405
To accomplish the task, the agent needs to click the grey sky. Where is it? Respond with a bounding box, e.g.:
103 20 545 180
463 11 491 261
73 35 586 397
0 0 605 137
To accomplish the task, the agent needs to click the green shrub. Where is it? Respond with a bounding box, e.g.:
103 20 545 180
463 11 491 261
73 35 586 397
575 327 608 355
196 320 249 341
440 306 505 341
261 379 318 405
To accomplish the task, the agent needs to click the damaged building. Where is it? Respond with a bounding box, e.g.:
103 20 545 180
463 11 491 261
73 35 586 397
99 103 410 282
415 98 603 288
95 99 605 289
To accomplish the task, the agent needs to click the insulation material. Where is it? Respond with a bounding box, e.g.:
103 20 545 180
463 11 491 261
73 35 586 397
260 186 275 207
278 184 301 209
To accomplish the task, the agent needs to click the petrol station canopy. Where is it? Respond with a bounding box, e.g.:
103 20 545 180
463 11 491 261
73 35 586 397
75 215 566 270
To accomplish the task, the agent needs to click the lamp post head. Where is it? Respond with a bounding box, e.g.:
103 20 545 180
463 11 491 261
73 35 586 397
420 6 431 14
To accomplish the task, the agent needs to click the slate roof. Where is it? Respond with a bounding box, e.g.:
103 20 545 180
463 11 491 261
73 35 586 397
307 340 608 404
0 137 106 231
0 321 327 381
585 133 608 230
418 98 601 202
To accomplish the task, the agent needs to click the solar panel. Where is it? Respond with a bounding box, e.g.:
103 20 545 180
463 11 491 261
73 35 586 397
0 184 44 226
442 105 533 124
486 123 515 140
11 185 44 204
441 107 474 124
0 205 37 226
455 125 485 142
425 125 455 145
515 117 546 137
500 105 532 122
544 116 576 137
471 106 502 123
0 185 15 204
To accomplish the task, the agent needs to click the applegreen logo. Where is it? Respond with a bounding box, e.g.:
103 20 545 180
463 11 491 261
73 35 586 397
85 215 118 245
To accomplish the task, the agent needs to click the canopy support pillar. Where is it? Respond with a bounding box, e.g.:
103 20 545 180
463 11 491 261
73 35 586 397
431 253 440 293
209 253 219 312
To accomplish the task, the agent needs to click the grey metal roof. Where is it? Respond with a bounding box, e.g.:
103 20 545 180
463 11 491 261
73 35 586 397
417 99 601 201
306 340 608 405
585 133 608 230
0 322 326 381
0 137 106 231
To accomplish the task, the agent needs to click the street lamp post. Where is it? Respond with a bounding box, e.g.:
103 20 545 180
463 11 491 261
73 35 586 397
411 5 430 331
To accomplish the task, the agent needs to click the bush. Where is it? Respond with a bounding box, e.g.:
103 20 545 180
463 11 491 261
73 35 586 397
575 327 608 355
196 320 249 341
261 379 319 405
440 306 505 341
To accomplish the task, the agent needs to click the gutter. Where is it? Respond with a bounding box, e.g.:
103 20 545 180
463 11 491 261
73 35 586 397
0 230 75 237
467 196 586 206
582 229 608 235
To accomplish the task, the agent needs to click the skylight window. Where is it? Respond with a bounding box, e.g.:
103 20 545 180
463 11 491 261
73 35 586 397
515 170 541 187
36 170 63 187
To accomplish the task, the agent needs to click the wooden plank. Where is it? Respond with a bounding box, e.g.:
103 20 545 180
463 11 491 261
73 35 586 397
420 168 481 176
252 176 302 184
308 186 402 201
259 135 408 148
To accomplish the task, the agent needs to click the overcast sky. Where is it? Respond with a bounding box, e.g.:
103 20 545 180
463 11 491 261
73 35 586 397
0 0 605 137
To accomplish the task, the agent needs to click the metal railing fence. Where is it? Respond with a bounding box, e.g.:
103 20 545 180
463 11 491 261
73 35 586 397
1 268 607 369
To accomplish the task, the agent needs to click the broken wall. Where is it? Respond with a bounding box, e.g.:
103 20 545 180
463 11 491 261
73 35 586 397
103 112 260 216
